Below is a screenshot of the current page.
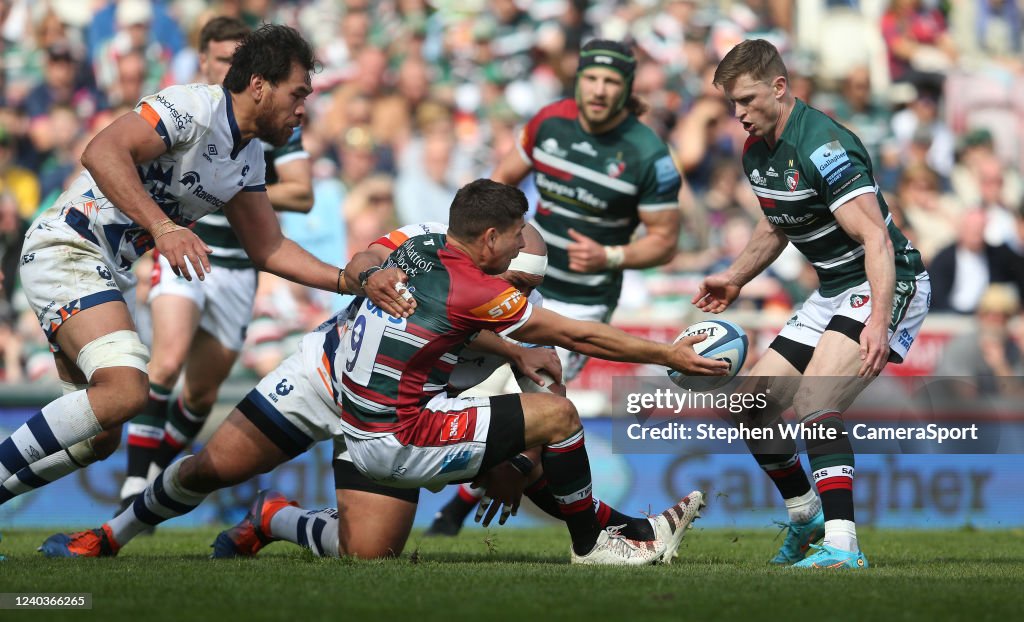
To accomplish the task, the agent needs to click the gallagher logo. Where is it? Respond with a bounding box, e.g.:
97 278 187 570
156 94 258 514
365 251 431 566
850 294 870 308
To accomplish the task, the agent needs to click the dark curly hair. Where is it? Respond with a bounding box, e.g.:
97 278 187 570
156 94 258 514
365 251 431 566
223 24 315 93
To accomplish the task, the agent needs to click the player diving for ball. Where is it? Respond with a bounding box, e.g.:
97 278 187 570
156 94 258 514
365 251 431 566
41 180 724 566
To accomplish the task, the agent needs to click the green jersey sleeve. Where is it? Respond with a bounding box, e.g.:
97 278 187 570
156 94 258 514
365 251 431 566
803 129 876 212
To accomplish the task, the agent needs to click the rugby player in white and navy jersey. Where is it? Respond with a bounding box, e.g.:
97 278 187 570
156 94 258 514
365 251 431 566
0 26 413 511
41 181 721 565
115 17 317 516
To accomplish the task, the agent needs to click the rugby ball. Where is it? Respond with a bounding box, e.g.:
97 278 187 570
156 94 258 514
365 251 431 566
667 319 748 390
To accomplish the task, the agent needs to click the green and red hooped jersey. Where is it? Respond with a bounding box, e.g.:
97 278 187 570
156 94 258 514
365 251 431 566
335 233 532 435
742 99 926 297
518 99 681 306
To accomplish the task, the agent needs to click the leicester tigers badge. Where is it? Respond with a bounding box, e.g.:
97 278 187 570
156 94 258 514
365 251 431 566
785 169 800 191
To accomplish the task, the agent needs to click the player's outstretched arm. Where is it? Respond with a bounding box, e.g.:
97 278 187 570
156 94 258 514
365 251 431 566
510 307 728 375
83 112 212 280
693 216 787 313
225 190 348 293
833 194 896 377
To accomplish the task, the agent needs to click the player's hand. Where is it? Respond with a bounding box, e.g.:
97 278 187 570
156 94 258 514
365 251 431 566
566 228 610 273
692 271 742 314
365 267 416 318
858 318 889 377
510 346 562 387
472 463 528 527
668 334 730 376
154 228 212 282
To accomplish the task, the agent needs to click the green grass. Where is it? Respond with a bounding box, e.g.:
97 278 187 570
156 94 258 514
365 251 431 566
1 527 1022 621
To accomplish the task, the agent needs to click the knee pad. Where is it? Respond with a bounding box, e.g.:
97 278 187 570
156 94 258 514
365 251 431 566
66 437 100 466
76 330 150 382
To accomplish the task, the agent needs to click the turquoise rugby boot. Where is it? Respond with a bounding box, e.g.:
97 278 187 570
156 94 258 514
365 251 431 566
770 508 825 564
791 543 869 569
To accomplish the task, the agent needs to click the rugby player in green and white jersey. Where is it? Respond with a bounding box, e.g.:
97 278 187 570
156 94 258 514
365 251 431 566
117 17 316 515
694 40 930 570
492 39 683 382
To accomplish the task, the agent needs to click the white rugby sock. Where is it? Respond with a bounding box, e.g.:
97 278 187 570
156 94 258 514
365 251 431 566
269 505 340 558
784 489 822 524
108 457 207 546
823 519 858 553
0 390 101 481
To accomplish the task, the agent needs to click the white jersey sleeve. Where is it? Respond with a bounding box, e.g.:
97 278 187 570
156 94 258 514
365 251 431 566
135 84 213 153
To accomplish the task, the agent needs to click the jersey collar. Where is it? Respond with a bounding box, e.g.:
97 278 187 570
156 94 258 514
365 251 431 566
222 86 249 160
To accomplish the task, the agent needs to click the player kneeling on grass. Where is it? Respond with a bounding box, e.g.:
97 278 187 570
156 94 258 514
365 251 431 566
40 180 723 565
210 224 705 561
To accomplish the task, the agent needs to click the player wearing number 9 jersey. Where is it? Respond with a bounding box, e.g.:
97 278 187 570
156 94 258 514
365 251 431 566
42 180 723 565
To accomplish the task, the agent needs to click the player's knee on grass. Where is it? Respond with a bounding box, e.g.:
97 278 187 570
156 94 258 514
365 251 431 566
334 463 418 558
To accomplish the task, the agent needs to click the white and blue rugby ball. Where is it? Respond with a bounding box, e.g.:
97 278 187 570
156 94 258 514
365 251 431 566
667 319 748 390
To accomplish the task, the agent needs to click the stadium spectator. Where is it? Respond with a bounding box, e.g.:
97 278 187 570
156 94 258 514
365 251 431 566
880 0 957 88
928 209 1024 314
92 0 173 104
21 43 97 119
950 129 1024 216
934 283 1024 399
829 65 893 170
0 125 39 221
0 190 24 304
895 163 959 263
890 84 955 179
674 94 736 195
344 174 398 257
971 153 1022 253
395 101 471 226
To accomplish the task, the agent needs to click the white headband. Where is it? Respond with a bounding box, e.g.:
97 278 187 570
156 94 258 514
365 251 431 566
507 252 547 277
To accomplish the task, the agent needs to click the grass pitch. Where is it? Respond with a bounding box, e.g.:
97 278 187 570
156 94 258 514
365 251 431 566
1 527 1021 621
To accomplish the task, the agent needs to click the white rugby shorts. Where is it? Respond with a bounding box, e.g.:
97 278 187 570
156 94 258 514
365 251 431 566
148 252 256 352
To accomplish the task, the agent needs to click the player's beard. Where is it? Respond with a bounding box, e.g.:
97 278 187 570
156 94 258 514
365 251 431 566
255 108 293 147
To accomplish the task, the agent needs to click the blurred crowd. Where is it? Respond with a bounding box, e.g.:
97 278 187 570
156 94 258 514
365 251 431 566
2 0 1024 385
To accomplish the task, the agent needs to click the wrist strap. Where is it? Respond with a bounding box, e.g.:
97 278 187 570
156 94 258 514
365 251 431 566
604 245 625 269
358 265 383 289
508 453 535 476
336 268 345 294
